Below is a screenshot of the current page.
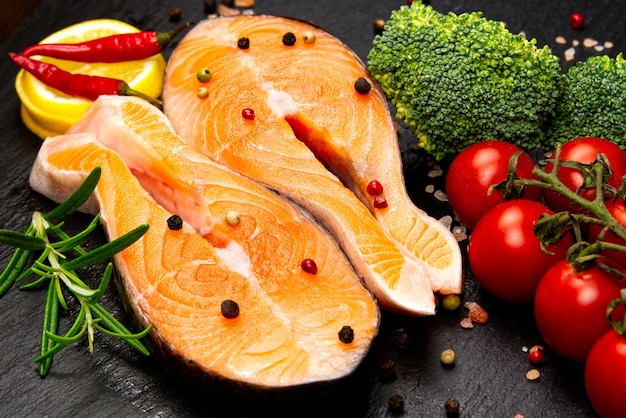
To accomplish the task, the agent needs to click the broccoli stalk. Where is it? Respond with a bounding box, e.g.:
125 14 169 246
548 53 626 147
367 1 562 160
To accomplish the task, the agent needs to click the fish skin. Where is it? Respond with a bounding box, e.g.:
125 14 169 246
29 96 379 389
163 15 461 315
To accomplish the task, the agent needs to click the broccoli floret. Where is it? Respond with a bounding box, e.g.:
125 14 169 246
367 1 562 160
547 53 626 147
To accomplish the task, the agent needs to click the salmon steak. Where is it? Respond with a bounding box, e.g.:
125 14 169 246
162 15 462 316
29 95 380 389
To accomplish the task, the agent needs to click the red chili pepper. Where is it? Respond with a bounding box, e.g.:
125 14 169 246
20 22 190 63
8 52 161 106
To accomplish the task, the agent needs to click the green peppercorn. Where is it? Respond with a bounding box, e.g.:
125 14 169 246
197 68 212 83
303 31 316 44
225 210 241 226
197 87 209 99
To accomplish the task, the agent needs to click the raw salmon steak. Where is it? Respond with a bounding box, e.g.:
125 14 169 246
163 15 462 316
29 95 380 389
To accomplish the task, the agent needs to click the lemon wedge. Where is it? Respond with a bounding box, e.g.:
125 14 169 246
14 19 166 139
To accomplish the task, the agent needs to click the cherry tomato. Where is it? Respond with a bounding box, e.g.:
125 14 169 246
585 330 626 418
544 137 626 214
468 200 574 303
588 198 626 270
446 140 542 230
534 259 625 363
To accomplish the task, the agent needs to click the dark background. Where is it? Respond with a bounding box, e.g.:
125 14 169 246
1 1 623 417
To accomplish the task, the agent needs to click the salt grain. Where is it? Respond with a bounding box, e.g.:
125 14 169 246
594 45 605 52
555 36 567 44
583 38 598 47
460 318 474 329
428 168 443 178
439 215 453 229
604 41 614 49
564 47 576 61
434 190 448 202
425 184 435 193
526 369 541 381
572 39 580 47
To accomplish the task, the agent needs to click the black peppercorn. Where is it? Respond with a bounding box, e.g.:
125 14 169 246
204 0 216 14
338 325 354 343
379 358 397 381
221 300 240 318
444 397 460 417
237 37 250 49
354 77 372 94
168 7 182 22
388 394 405 413
282 32 296 46
167 215 183 230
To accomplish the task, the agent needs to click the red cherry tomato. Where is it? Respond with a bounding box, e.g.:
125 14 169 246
588 198 626 270
585 330 626 418
446 140 542 230
534 259 625 363
468 200 574 303
544 137 626 214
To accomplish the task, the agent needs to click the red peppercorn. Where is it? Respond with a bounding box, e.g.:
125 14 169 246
528 345 545 364
373 196 388 209
367 180 384 196
301 258 318 274
569 12 584 29
242 108 255 120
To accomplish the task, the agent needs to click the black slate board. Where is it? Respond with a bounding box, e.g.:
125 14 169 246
1 1 623 417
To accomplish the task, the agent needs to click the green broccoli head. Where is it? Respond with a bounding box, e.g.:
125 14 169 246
548 53 626 147
367 1 562 160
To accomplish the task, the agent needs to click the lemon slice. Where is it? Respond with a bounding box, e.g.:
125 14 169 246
14 19 166 139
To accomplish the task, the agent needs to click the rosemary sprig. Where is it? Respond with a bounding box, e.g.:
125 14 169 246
0 167 152 377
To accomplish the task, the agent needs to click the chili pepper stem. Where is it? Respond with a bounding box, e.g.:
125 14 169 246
156 22 192 48
118 82 162 107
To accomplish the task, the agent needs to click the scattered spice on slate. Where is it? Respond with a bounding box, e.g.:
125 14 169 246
444 397 460 417
373 196 388 209
300 258 318 275
197 87 209 99
354 76 372 94
373 19 386 35
440 348 456 366
282 32 297 46
526 369 541 381
388 394 405 413
242 108 255 120
528 345 545 364
338 325 354 343
390 328 411 350
196 68 211 82
169 7 182 22
204 0 217 14
221 299 240 318
225 210 241 226
569 12 584 29
379 358 397 381
367 180 384 196
167 214 183 230
303 31 316 44
237 37 250 49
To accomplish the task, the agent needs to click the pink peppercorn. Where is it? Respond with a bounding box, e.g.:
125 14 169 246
242 108 255 120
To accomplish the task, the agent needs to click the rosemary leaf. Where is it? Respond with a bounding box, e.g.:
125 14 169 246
35 304 87 363
40 278 60 377
90 303 151 356
62 224 148 271
42 167 101 220
49 215 100 252
0 247 31 297
87 262 113 304
0 230 46 251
